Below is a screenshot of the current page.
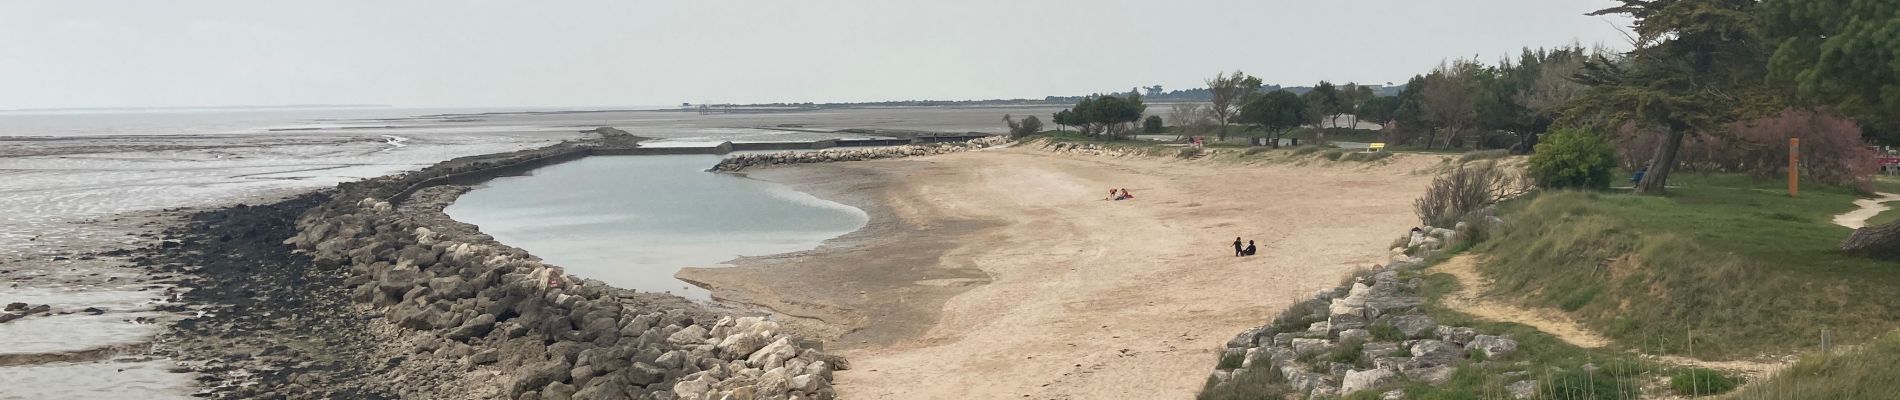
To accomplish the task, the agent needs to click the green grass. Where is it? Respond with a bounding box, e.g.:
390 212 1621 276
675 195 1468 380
1733 333 1900 398
1197 363 1292 400
1369 270 1662 399
1670 368 1741 395
1456 149 1511 163
1873 175 1900 194
1473 173 1900 358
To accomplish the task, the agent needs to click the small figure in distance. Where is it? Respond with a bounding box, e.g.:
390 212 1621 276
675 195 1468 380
1244 240 1257 256
1233 237 1244 257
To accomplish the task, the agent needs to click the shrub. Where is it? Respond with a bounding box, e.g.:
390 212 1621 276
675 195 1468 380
1291 145 1325 155
1178 147 1204 158
1216 351 1244 369
1415 161 1527 227
1324 148 1349 161
1369 324 1405 342
1243 147 1272 156
1540 369 1636 400
1458 149 1509 163
1002 114 1043 138
1197 365 1291 400
1143 115 1165 133
1528 128 1616 190
1670 368 1740 395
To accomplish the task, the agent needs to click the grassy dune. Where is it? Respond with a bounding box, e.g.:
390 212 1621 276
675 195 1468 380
1475 174 1899 359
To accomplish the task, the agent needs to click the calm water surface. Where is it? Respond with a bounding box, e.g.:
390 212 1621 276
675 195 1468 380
444 155 867 300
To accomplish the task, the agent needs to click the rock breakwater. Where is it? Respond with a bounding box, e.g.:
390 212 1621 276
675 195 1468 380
151 128 849 400
1203 221 1528 399
710 136 1009 172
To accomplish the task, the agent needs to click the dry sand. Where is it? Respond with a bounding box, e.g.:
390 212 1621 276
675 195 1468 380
682 147 1443 399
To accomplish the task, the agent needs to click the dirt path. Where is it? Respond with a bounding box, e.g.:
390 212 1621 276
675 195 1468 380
691 147 1442 399
1431 255 1788 379
1832 192 1900 229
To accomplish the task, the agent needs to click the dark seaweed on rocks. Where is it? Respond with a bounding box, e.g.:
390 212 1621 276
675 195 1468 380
151 192 400 399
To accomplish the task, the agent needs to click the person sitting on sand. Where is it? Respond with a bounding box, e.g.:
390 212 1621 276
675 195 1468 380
1233 237 1244 257
1244 240 1257 256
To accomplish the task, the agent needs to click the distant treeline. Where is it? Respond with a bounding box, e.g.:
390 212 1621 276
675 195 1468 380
685 83 1406 110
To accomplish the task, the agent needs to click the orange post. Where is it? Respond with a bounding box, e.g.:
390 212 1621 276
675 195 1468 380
1789 138 1800 197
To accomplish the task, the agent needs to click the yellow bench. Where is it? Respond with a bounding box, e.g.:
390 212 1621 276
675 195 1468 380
1367 143 1386 152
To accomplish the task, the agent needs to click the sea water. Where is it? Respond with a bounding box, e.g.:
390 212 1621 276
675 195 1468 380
443 154 868 300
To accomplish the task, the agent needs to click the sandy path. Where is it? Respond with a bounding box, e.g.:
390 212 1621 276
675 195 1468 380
1832 192 1900 229
1431 255 1788 379
1432 255 1613 348
731 148 1443 399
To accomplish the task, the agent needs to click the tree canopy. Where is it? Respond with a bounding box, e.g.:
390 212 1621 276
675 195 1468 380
1236 90 1306 147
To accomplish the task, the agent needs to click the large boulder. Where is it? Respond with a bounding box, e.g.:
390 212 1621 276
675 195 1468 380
512 360 573 395
445 313 497 341
1390 314 1438 339
1292 339 1334 357
1340 368 1399 394
1468 335 1519 359
1408 340 1464 368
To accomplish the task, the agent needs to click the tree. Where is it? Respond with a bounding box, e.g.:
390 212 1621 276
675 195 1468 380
1761 0 1900 144
1142 115 1165 133
1359 96 1400 125
1206 71 1263 141
1168 103 1214 137
1573 0 1767 195
1420 64 1478 149
1302 81 1341 128
1339 83 1376 128
1060 94 1148 137
1052 109 1076 132
1236 91 1306 148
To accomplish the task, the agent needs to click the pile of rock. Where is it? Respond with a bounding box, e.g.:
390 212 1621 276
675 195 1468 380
284 185 846 399
0 302 51 323
711 136 1009 172
1037 141 1155 158
1204 228 1523 399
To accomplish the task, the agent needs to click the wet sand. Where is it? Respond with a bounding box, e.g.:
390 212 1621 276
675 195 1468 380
681 147 1443 399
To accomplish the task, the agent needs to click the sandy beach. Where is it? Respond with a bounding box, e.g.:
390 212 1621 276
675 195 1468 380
680 146 1443 399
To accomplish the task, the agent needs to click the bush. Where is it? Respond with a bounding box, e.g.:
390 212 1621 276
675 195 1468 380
1458 149 1509 163
1002 114 1043 138
1670 368 1740 395
1539 369 1636 400
1216 350 1244 369
1178 147 1204 159
1528 128 1617 190
1198 365 1291 400
1143 115 1165 133
1324 148 1350 160
1415 161 1527 227
1291 145 1325 155
1243 147 1272 156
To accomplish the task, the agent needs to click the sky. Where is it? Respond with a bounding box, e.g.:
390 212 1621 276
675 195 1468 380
0 1 1635 109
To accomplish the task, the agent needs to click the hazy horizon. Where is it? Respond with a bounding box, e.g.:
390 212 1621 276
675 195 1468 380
1 1 1634 109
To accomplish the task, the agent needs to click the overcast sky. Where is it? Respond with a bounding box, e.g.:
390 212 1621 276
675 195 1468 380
0 1 1634 109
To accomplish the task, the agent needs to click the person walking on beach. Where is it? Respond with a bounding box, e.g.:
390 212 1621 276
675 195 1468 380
1233 237 1244 257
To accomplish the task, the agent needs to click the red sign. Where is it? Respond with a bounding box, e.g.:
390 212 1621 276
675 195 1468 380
1881 157 1900 166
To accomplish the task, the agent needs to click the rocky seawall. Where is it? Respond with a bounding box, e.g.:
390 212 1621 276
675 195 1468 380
1203 217 1530 399
150 128 848 400
709 136 1009 172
